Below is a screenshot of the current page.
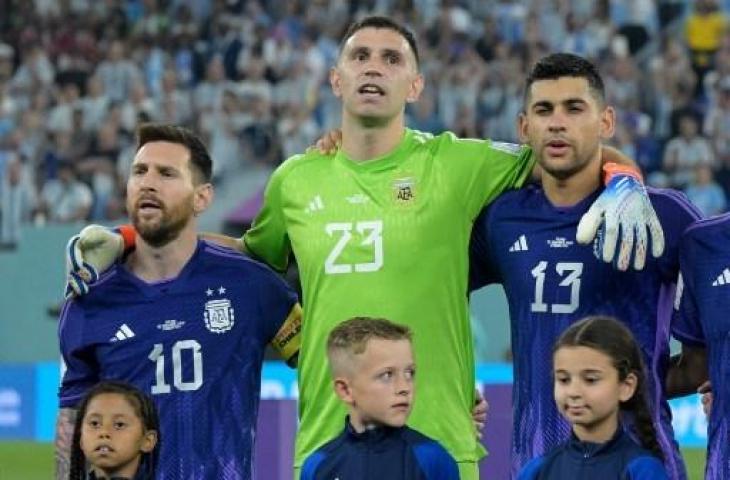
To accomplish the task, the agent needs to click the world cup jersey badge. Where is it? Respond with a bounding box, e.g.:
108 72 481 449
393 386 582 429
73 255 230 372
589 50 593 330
204 298 235 333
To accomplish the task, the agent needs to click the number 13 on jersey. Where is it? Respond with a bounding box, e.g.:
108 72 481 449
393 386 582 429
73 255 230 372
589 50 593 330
324 220 384 274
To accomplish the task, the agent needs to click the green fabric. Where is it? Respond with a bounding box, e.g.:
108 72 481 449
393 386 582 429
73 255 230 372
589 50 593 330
244 129 534 465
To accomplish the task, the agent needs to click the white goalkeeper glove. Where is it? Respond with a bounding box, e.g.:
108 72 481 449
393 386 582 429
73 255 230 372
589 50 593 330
576 163 665 271
65 224 134 298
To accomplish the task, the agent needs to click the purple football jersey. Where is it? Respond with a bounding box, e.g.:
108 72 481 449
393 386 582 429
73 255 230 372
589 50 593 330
673 213 730 480
470 185 701 480
59 241 298 479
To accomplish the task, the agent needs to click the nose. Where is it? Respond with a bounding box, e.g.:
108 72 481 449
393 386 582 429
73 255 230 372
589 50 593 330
395 374 411 396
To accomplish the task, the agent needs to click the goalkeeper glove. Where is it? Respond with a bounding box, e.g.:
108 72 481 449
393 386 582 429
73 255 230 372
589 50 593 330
64 224 136 298
576 163 665 271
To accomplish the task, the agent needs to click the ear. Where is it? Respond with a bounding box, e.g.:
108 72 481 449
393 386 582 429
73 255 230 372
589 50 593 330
140 429 158 453
599 105 616 140
333 376 355 406
618 372 638 403
406 73 425 104
193 183 214 216
330 66 342 99
517 112 530 144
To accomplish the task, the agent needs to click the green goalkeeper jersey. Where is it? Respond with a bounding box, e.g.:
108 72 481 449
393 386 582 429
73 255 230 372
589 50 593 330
243 129 534 465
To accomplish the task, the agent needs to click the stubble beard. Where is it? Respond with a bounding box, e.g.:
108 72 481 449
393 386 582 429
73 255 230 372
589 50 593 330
130 198 194 248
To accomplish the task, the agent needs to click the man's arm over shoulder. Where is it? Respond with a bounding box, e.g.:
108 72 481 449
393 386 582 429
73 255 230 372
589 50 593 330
243 157 302 272
428 131 535 218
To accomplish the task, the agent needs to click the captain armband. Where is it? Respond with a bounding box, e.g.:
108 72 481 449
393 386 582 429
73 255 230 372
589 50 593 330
271 303 302 367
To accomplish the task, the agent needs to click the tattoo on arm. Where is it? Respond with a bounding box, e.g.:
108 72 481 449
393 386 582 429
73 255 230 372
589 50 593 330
55 408 77 480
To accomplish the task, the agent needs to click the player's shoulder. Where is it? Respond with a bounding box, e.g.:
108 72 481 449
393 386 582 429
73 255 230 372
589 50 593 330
683 212 730 238
647 186 698 211
76 266 130 303
414 128 526 156
273 150 334 179
199 240 286 282
478 183 540 218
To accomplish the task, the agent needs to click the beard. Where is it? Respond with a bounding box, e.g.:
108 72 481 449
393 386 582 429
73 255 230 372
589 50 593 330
129 195 195 248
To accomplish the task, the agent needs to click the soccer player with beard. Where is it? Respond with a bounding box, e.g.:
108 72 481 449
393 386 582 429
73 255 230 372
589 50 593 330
469 53 706 479
54 124 302 480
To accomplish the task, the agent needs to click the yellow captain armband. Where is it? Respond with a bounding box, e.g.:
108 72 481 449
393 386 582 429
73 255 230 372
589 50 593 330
271 303 302 367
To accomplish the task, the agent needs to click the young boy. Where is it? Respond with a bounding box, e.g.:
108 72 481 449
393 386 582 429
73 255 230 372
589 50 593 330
300 317 459 480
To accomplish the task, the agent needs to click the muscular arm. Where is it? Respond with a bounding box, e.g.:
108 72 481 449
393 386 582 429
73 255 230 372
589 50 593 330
666 345 708 399
55 407 77 480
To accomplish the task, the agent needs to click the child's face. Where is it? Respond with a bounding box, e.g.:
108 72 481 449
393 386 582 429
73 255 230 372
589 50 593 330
80 393 157 478
338 338 415 431
553 346 637 442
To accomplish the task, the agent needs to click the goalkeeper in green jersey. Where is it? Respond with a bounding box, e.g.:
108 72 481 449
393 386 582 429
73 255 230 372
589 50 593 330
65 17 663 480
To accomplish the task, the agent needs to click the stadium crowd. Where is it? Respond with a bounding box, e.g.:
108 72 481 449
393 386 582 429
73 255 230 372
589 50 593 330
1 0 730 249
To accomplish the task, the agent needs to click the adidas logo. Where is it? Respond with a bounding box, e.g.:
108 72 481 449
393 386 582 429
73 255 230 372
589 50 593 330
712 268 730 286
305 195 324 214
110 324 135 342
509 235 529 252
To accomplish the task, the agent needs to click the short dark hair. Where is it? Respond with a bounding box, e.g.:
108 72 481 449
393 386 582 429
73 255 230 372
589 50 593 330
524 53 605 109
339 16 420 67
136 123 212 183
69 381 160 480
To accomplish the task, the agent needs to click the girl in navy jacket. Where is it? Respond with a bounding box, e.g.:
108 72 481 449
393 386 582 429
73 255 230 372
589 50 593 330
518 316 669 480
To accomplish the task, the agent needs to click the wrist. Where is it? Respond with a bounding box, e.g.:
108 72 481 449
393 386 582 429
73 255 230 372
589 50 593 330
115 224 136 253
602 162 643 184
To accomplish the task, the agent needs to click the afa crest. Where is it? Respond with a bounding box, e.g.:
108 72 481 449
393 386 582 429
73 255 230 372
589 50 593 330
204 298 235 333
392 176 416 205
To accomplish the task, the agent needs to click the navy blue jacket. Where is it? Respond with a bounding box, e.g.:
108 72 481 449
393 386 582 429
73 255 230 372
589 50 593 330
300 418 459 480
517 428 669 480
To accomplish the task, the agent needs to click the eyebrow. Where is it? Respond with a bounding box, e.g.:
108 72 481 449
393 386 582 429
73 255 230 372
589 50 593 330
531 98 588 110
349 46 404 59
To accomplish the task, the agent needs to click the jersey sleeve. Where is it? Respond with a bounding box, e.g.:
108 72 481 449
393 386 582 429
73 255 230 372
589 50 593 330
469 206 501 292
58 300 99 408
256 267 301 364
413 440 460 480
672 231 706 346
625 456 669 480
433 132 535 219
242 160 295 272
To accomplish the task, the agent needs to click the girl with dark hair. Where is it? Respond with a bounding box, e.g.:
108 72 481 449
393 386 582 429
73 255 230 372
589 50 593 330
69 381 159 480
518 316 669 480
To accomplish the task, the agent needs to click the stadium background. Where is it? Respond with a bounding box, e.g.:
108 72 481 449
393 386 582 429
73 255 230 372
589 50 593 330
0 0 725 478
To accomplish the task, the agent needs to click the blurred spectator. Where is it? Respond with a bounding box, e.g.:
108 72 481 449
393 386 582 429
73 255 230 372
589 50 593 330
662 113 716 187
685 0 728 94
95 40 142 103
37 161 92 223
685 164 727 215
0 152 35 248
703 75 730 167
0 0 726 228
